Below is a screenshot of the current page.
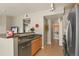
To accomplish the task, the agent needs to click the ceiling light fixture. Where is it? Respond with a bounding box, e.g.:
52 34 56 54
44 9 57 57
49 3 55 12
24 13 30 19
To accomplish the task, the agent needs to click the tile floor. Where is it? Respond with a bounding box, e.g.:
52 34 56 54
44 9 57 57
35 40 64 56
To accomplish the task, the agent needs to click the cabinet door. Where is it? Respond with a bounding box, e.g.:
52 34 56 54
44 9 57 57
31 37 42 55
39 37 42 47
31 39 39 55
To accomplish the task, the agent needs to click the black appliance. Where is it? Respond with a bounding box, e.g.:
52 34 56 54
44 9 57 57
18 41 31 56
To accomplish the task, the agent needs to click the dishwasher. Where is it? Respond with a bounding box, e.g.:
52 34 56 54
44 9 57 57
18 41 31 56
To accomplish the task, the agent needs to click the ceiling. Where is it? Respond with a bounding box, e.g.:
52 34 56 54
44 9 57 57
44 13 63 20
0 3 74 16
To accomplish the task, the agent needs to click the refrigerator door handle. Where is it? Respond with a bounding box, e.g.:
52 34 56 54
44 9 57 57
66 20 72 47
69 21 72 47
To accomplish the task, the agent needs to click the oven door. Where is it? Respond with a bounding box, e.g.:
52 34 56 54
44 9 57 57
18 42 31 56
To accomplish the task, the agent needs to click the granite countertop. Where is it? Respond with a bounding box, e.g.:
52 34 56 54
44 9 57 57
14 32 35 37
0 33 42 45
0 32 37 38
18 34 41 45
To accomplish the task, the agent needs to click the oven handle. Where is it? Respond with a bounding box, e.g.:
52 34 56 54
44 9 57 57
21 44 30 49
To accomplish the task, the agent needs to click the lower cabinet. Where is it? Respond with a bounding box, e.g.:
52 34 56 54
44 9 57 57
31 37 42 55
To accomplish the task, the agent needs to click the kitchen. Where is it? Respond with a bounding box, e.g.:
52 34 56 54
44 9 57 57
0 13 42 56
0 3 79 56
0 3 43 56
0 17 42 56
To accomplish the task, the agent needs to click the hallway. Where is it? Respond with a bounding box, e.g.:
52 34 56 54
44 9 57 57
35 40 64 56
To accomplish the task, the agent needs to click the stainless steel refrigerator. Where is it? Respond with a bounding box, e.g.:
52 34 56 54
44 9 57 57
66 5 79 56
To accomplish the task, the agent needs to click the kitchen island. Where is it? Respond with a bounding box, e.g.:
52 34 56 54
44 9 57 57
0 33 42 56
18 33 42 56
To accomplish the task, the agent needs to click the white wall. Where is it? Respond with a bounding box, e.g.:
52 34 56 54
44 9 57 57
47 19 52 44
44 17 48 45
0 16 6 34
0 16 15 34
12 15 24 33
59 18 63 46
6 16 15 30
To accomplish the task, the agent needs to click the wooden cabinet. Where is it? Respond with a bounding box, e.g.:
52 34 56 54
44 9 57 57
31 37 42 55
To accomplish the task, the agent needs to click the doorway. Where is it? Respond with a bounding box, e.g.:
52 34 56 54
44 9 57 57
37 14 64 56
44 14 63 46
